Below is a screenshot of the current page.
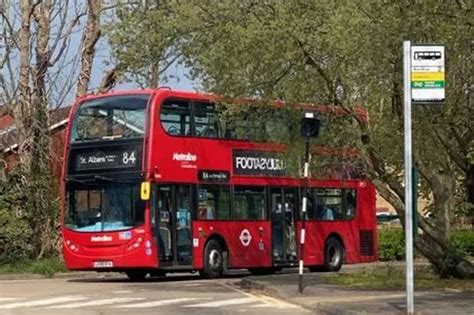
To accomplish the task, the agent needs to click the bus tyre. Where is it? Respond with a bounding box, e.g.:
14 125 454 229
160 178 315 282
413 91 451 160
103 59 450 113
125 270 148 281
201 239 224 278
324 237 344 272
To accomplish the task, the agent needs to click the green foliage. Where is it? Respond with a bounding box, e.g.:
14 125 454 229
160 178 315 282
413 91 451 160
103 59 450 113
452 230 474 257
378 228 474 261
0 207 33 264
106 2 194 87
323 265 474 291
0 166 60 262
378 228 405 261
0 257 66 277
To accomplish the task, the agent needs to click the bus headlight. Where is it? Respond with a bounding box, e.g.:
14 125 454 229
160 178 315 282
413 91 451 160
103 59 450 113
65 240 80 253
126 237 143 251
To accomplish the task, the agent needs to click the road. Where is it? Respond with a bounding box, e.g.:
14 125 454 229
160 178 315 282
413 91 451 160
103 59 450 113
0 272 308 315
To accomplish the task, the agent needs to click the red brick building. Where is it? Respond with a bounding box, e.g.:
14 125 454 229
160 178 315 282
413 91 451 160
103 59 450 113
0 106 71 182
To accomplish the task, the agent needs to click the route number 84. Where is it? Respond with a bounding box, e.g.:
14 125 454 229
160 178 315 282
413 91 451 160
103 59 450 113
122 151 136 165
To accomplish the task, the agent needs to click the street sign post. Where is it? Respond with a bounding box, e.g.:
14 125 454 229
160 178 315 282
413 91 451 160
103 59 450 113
403 41 445 315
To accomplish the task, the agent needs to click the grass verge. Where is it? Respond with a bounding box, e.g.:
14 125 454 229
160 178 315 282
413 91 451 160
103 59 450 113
323 264 474 292
0 257 67 278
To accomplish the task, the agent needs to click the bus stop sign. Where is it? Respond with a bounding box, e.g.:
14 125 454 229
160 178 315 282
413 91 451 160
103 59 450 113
411 45 445 103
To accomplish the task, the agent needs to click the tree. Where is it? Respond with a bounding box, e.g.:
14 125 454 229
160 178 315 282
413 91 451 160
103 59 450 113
105 1 195 88
0 0 105 258
180 1 473 278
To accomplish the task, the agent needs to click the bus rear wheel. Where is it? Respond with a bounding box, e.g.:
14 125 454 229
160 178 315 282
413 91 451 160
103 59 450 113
201 239 224 278
324 237 344 272
125 270 148 281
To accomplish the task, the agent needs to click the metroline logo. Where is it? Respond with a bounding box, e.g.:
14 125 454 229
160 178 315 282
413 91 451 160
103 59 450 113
172 152 197 162
91 235 112 242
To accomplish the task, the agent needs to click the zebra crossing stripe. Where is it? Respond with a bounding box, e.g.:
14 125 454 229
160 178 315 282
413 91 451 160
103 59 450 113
0 296 86 309
114 297 204 308
183 297 254 307
251 303 274 308
48 297 145 309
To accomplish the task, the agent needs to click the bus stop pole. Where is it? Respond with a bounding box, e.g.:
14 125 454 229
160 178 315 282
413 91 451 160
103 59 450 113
299 140 310 294
403 40 415 315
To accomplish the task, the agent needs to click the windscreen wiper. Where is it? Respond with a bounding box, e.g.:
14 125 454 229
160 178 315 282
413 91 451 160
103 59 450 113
66 177 94 185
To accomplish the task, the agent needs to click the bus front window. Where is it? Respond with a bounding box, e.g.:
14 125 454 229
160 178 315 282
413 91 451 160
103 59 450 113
66 183 145 232
71 95 148 142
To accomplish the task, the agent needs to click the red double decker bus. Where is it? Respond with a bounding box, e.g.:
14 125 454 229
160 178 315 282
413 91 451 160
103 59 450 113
62 88 377 280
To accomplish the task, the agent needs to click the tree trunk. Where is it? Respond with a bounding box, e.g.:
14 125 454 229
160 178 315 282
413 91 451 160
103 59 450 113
374 178 474 279
16 0 32 167
29 0 55 259
149 60 159 88
362 123 474 279
76 0 102 97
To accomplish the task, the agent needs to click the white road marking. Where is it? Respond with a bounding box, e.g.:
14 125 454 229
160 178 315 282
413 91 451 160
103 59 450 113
184 297 255 308
251 304 274 308
48 297 145 309
218 281 299 309
0 296 86 309
115 297 205 308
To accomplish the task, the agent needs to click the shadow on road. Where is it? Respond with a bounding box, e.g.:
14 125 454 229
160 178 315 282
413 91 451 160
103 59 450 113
68 271 249 284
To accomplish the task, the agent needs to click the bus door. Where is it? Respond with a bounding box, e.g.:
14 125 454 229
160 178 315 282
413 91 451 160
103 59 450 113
270 187 297 264
154 185 193 266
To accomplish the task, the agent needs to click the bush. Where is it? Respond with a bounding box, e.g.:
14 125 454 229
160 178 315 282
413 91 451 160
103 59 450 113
0 207 33 264
452 230 474 257
378 228 474 261
378 228 405 261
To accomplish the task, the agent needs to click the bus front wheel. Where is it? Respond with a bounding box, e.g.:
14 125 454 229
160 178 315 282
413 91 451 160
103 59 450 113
201 239 224 278
324 237 344 272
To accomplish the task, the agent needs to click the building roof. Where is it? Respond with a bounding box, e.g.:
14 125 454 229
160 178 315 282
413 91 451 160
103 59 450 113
0 106 71 154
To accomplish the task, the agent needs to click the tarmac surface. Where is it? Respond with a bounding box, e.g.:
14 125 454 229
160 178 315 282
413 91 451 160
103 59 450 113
0 263 474 315
239 264 474 314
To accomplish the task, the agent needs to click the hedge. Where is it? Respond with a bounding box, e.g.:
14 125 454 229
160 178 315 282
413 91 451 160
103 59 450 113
0 208 33 264
378 228 474 261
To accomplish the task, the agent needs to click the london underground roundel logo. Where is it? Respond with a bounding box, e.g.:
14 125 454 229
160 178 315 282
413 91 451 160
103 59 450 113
239 229 252 246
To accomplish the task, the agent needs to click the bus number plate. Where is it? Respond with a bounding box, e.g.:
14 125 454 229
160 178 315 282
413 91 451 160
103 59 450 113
93 261 113 268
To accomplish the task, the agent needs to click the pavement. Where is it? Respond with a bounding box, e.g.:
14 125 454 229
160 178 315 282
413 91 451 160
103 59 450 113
238 265 474 315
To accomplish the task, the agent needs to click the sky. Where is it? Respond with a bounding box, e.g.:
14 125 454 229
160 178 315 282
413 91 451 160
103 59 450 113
0 1 201 108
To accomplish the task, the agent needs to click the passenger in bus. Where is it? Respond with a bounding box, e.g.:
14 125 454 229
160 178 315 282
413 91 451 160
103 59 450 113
198 202 215 220
317 205 335 221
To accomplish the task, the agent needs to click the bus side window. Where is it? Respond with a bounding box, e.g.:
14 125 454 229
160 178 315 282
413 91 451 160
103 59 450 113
302 188 315 220
194 102 220 138
160 100 191 136
197 185 230 220
234 186 266 220
344 189 356 219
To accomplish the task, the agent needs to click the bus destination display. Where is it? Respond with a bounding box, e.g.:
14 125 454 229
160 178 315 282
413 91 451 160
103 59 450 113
73 146 140 172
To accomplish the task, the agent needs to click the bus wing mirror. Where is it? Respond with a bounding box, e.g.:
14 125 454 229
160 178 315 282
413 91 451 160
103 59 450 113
141 181 151 201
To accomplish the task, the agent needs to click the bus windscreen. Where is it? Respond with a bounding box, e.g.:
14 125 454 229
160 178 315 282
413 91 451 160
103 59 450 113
71 95 149 142
65 182 145 232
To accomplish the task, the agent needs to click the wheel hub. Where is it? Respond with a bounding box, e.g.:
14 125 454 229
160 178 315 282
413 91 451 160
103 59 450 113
209 249 222 271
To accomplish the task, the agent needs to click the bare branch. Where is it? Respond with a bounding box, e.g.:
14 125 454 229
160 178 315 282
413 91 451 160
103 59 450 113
76 0 101 97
